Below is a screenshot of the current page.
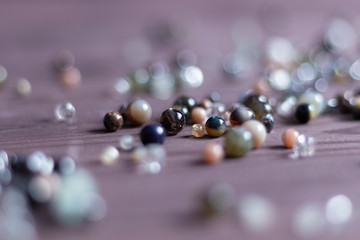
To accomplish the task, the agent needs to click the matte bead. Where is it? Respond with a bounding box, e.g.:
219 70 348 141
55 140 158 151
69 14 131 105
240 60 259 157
160 108 185 135
295 104 315 124
281 128 299 148
103 111 124 132
191 107 207 124
242 120 267 148
125 99 152 126
140 124 165 145
16 78 32 97
173 96 196 111
191 124 205 138
205 116 226 137
225 127 253 157
260 114 275 133
229 106 255 128
202 142 224 165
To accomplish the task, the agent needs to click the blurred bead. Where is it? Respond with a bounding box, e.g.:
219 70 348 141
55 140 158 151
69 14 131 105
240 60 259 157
176 49 197 69
133 144 166 175
60 67 81 89
351 96 360 119
200 98 213 109
292 135 316 158
54 102 76 123
259 114 275 133
207 102 226 117
225 127 253 157
160 108 185 135
268 69 291 91
172 105 190 123
103 111 124 132
140 124 165 145
53 50 75 72
118 135 135 151
326 194 352 225
253 79 271 95
113 77 132 95
203 142 224 165
0 65 8 88
28 175 56 203
55 156 76 175
190 107 207 124
125 99 152 126
295 104 315 124
243 94 268 107
208 92 221 102
336 91 352 114
277 95 297 118
292 203 325 238
242 120 267 148
297 91 325 116
282 129 299 148
99 146 120 166
178 66 204 88
205 116 226 137
173 96 196 112
27 151 54 176
229 106 255 128
15 78 32 97
0 150 9 171
191 124 205 138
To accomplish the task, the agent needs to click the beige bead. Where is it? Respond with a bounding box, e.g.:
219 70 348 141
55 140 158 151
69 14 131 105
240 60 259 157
191 124 205 138
203 142 224 165
242 120 267 148
281 128 299 148
191 107 207 124
99 146 120 166
60 67 81 89
126 99 152 126
16 78 32 97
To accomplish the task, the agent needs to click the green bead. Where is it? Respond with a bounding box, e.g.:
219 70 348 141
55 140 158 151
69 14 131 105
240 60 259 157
225 127 253 157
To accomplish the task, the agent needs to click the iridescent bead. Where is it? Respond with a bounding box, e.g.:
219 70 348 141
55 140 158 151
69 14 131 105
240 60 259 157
242 120 267 148
160 108 185 135
190 107 207 124
205 116 226 137
281 128 299 148
225 127 253 157
203 142 224 165
259 114 275 133
140 124 165 145
229 106 255 128
118 135 135 151
125 99 152 126
295 104 315 124
99 146 120 166
103 111 124 132
15 78 32 97
191 124 205 138
173 96 197 112
54 102 76 123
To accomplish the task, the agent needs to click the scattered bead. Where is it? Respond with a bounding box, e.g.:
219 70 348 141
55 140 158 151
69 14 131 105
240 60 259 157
15 78 32 97
53 50 75 72
173 96 197 112
54 102 76 123
225 127 253 157
172 104 190 123
191 123 205 138
295 104 315 124
190 106 207 124
55 156 76 175
0 65 8 88
103 111 124 132
60 67 81 89
291 134 315 158
132 144 166 174
202 142 224 165
229 106 255 128
205 116 226 137
160 108 185 135
297 91 326 116
125 99 152 126
281 128 299 148
99 146 120 166
242 120 267 148
118 135 135 151
140 124 165 145
259 113 275 133
326 194 353 225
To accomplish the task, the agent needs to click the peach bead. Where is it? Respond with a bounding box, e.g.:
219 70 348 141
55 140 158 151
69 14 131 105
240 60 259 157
281 128 299 148
203 142 224 165
60 67 82 89
191 107 207 124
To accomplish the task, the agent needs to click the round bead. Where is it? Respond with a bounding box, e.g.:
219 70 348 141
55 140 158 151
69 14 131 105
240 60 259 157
172 105 190 123
99 146 120 166
53 50 75 72
225 127 253 157
337 91 352 114
202 142 224 165
55 156 76 175
259 114 275 133
297 91 325 116
191 107 207 124
103 111 124 132
191 124 205 138
118 135 135 151
242 120 267 148
54 102 76 123
173 96 197 111
16 78 32 97
205 116 226 137
140 124 166 145
281 128 299 148
60 67 81 89
160 108 185 135
125 99 152 126
229 106 255 128
295 104 315 124
243 94 268 108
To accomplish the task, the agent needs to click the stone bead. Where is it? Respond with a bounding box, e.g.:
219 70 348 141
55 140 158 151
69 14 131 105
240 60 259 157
60 67 82 89
243 94 272 120
172 105 190 123
125 99 152 126
173 96 197 111
103 111 124 132
243 94 268 108
297 91 325 116
229 106 255 128
160 108 185 135
295 104 315 124
190 107 207 124
242 120 267 148
205 116 226 137
260 114 275 133
99 146 120 166
191 124 205 138
202 142 224 165
281 128 299 148
225 127 253 157
140 124 165 145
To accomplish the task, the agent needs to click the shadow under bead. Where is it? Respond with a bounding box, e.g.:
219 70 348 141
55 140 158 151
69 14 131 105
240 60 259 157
229 106 255 128
140 124 166 145
160 108 185 135
205 116 226 137
295 104 315 124
103 111 124 132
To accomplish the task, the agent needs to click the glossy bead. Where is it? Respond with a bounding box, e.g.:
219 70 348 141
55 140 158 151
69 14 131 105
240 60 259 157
295 104 315 124
160 108 185 135
281 128 299 148
99 146 120 166
125 99 152 126
16 78 32 97
103 111 124 132
140 124 165 145
203 142 224 165
242 120 267 148
297 91 325 116
225 127 253 157
172 105 190 123
191 124 205 138
229 106 255 128
337 92 352 114
173 96 196 111
243 94 272 120
191 107 207 124
205 116 226 137
54 102 76 123
243 94 268 108
260 114 275 133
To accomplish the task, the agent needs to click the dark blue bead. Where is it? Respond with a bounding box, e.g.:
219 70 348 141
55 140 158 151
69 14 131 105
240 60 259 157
140 124 166 145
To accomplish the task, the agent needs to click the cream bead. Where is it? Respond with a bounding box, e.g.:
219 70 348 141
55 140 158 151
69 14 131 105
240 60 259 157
241 120 267 148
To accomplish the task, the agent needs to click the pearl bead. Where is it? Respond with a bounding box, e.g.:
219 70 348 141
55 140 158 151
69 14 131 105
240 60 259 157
225 127 253 157
191 124 205 138
99 146 120 166
60 67 81 89
281 128 299 148
191 107 207 124
297 91 325 116
242 120 267 148
125 99 152 126
202 142 224 165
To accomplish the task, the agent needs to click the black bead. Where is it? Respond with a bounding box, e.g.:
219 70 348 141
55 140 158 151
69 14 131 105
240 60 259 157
140 124 166 145
295 104 314 124
172 105 190 123
103 111 124 132
173 96 196 112
10 154 31 175
160 108 185 135
260 114 275 133
242 94 268 107
337 94 352 114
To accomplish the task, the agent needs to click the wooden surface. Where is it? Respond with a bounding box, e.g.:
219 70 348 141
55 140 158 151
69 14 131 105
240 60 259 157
2 1 360 239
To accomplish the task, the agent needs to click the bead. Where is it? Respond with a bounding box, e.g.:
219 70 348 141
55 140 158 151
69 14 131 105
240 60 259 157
277 96 297 118
225 127 253 157
27 151 55 175
60 67 81 89
118 135 135 151
178 66 204 88
190 107 207 124
55 156 76 175
191 124 205 138
172 105 190 123
242 120 267 148
173 96 196 112
297 91 325 116
259 114 275 133
0 65 8 88
229 106 255 128
125 99 152 126
336 91 351 114
53 50 75 72
28 175 56 203
292 135 315 158
295 104 315 124
351 96 360 119
140 124 165 145
205 116 226 137
0 150 9 171
103 111 124 132
132 144 166 174
243 94 272 120
54 102 76 123
15 78 32 97
281 129 299 148
160 108 185 135
243 94 268 107
206 102 226 117
202 142 224 165
99 146 120 166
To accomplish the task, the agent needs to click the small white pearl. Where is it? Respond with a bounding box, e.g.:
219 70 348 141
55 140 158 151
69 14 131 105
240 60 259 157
99 146 120 166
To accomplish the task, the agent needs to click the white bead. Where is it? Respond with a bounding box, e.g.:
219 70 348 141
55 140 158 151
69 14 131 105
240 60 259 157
15 78 32 97
99 146 120 166
326 194 353 225
54 102 76 123
118 135 135 151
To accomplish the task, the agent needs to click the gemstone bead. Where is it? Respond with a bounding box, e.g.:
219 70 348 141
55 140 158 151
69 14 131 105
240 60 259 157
172 105 190 123
160 108 185 135
243 94 268 108
118 135 135 151
103 111 124 132
190 107 207 124
125 99 152 126
281 128 299 148
140 124 165 145
259 114 275 133
173 96 196 112
54 102 76 123
99 146 120 166
202 142 224 165
242 120 267 148
295 104 315 124
297 91 326 116
225 127 253 157
191 124 205 138
205 116 226 137
229 106 255 128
